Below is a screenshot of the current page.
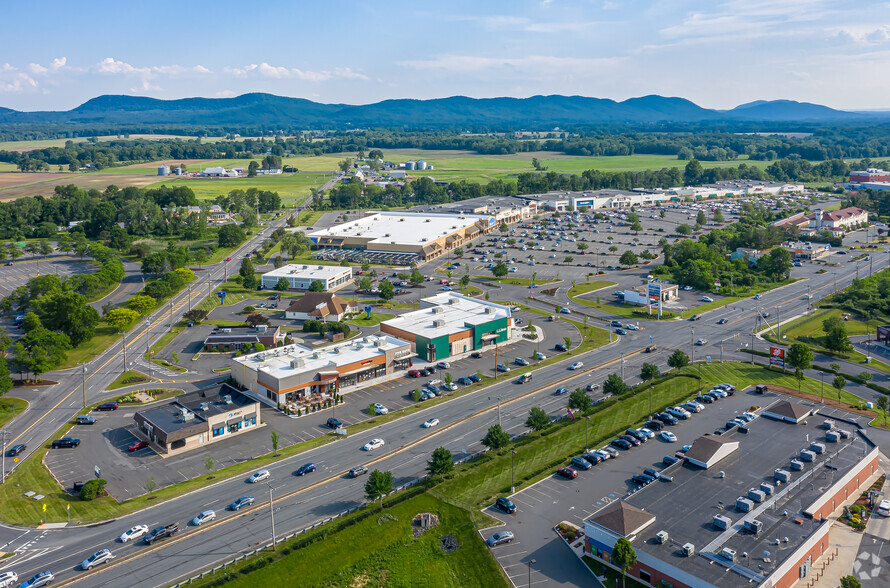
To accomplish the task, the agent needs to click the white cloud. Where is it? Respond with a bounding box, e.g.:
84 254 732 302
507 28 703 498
29 63 48 74
397 54 623 74
224 62 367 82
130 79 161 93
215 90 237 98
27 58 67 76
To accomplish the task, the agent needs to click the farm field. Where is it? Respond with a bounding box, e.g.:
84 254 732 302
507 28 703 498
0 134 210 152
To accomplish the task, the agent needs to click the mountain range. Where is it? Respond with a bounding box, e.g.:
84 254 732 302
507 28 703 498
0 93 877 128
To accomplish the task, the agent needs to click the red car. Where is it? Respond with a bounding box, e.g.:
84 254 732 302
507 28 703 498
556 467 578 480
225 257 232 261
407 370 422 378
97 402 118 412
128 440 149 452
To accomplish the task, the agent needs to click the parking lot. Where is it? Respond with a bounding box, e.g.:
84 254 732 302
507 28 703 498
478 386 839 587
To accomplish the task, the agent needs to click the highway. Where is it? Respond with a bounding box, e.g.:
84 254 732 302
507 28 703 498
1 216 888 587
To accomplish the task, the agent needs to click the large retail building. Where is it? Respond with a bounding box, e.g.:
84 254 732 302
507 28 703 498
259 264 352 291
380 292 512 361
230 334 413 408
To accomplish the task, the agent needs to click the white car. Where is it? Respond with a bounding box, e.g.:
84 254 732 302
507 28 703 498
426 379 442 387
661 431 677 442
625 324 639 331
422 418 440 428
878 499 890 516
119 524 149 543
373 403 389 415
81 549 114 570
0 572 16 588
535 352 547 360
569 362 583 370
701 296 714 302
436 361 450 369
695 339 706 346
667 406 690 419
248 469 270 484
363 438 385 451
191 510 216 526
638 427 655 439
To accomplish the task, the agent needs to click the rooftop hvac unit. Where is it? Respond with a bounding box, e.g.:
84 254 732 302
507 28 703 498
484 307 495 314
789 459 804 471
825 430 841 442
810 442 826 454
743 519 763 535
432 307 444 314
748 488 766 503
800 449 816 462
449 298 458 304
199 402 209 412
375 340 385 348
774 469 791 483
839 429 852 439
183 411 195 422
655 531 669 544
721 547 737 562
713 515 732 530
291 359 305 369
823 419 835 430
331 347 340 354
736 497 754 513
682 543 695 557
223 395 232 404
433 319 445 328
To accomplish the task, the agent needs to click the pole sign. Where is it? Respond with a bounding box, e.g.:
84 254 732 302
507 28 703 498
364 305 372 319
218 291 226 304
769 347 785 368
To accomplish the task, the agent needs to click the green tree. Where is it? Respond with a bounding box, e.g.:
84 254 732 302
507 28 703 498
205 456 214 474
640 362 659 382
823 316 853 354
379 280 395 301
696 210 707 226
274 277 290 291
563 336 572 350
444 372 453 387
676 224 692 235
830 362 841 373
762 247 792 281
308 280 325 292
427 447 454 476
358 277 372 290
245 312 271 327
13 327 71 380
659 209 666 219
859 371 873 383
80 478 107 501
271 431 280 453
840 576 862 588
499 222 508 233
273 256 285 269
104 308 140 331
785 343 814 379
247 161 259 177
619 250 639 266
876 395 889 425
683 159 703 184
608 245 618 253
525 407 551 431
128 295 156 316
668 349 690 369
364 469 394 509
713 209 725 223
460 274 470 288
481 424 510 453
218 224 246 248
612 537 638 588
33 289 100 346
239 258 258 290
0 359 13 397
143 475 156 497
410 269 424 284
604 373 628 396
492 262 508 278
568 388 593 412
832 374 846 403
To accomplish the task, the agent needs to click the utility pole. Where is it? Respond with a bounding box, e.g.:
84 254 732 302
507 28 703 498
511 450 517 493
169 301 174 328
620 352 625 381
187 283 192 312
268 484 277 551
691 328 695 366
118 332 127 373
750 320 755 365
1 430 9 484
76 362 87 408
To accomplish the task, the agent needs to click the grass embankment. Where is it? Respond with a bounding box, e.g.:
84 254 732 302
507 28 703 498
0 397 27 429
760 308 890 373
346 312 396 327
677 278 802 320
567 280 618 302
56 326 122 369
473 276 559 287
105 370 155 391
192 492 507 588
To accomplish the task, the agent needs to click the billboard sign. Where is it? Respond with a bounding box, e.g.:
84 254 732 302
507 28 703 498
769 347 785 368
648 283 662 297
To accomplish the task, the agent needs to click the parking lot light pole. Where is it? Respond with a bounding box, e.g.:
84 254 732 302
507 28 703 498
528 559 536 588
820 371 825 404
1 430 9 484
511 450 517 492
268 483 277 551
118 332 127 373
691 328 695 365
76 362 87 408
169 301 174 328
585 417 590 452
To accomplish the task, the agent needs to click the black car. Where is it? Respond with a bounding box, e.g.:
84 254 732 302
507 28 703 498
51 438 80 448
611 438 632 450
426 366 436 374
495 497 516 514
663 455 680 466
655 412 678 425
326 417 342 429
644 420 663 431
7 444 25 456
696 395 714 404
471 352 483 359
632 473 655 486
620 434 641 447
555 343 568 352
717 318 728 324
144 523 178 544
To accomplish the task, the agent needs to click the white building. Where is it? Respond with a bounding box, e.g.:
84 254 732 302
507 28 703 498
260 264 352 291
202 167 239 178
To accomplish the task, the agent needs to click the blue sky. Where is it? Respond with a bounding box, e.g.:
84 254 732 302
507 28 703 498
2 0 888 111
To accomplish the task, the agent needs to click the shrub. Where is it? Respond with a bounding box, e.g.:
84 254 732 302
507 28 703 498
79 478 107 501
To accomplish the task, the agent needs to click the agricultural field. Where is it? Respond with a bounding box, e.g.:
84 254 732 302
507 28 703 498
0 134 211 152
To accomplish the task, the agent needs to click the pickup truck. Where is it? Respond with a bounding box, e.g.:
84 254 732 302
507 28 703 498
145 523 179 544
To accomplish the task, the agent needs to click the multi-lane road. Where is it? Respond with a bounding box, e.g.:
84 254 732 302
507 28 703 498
1 218 889 587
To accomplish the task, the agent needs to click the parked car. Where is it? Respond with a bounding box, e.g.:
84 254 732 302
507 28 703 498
644 420 664 431
362 438 385 451
407 369 422 378
436 361 450 369
611 438 632 450
615 328 627 335
620 434 641 446
593 449 612 461
486 531 515 547
76 415 96 425
19 572 54 588
610 320 623 327
534 351 547 360
191 510 216 526
632 473 656 486
373 403 389 415
348 466 369 478
51 438 80 448
119 524 149 543
661 431 677 442
667 406 690 419
0 572 15 588
471 352 483 359
495 497 517 514
682 401 703 413
422 418 440 428
326 417 342 429
228 496 254 511
457 377 472 385
571 456 592 470
695 338 706 346
555 343 568 352
496 364 510 372
7 444 25 457
247 470 270 484
701 296 714 302
663 455 680 466
638 428 655 439
468 374 482 383
655 412 678 425
127 440 149 452
514 357 529 366
556 467 578 479
583 452 603 465
144 523 179 544
295 463 316 476
96 402 118 411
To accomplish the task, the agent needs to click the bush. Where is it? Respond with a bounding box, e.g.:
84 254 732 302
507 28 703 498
79 478 107 501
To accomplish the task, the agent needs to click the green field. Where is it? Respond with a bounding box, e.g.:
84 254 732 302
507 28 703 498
346 312 395 327
0 397 27 430
144 173 326 205
0 134 207 152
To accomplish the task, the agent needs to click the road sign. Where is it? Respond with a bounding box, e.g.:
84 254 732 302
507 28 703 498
13 457 18 463
769 347 785 368
42 503 46 512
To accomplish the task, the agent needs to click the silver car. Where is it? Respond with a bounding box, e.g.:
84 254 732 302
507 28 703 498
486 531 514 547
191 510 216 526
81 549 114 570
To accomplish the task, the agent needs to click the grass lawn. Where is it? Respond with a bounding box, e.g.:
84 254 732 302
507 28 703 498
460 285 484 297
193 492 507 588
473 276 559 287
57 326 121 369
567 280 619 306
346 312 396 327
145 173 324 206
293 210 323 226
0 397 28 430
105 370 155 391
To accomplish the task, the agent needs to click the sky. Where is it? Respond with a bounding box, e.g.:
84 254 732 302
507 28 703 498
2 0 889 112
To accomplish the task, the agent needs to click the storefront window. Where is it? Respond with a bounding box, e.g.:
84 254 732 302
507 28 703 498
212 426 224 437
228 422 241 434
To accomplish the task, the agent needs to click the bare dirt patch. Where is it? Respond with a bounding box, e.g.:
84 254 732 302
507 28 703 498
411 512 440 538
0 173 161 201
439 535 459 553
0 172 76 189
118 159 214 169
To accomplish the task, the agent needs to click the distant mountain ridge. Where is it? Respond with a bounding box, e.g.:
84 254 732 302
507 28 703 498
0 93 874 127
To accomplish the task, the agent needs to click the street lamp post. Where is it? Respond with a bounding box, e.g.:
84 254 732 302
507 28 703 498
1 430 9 484
511 450 517 493
76 362 87 408
820 371 825 404
691 328 695 366
585 416 590 452
268 483 277 551
118 332 128 373
169 301 174 328
528 559 536 588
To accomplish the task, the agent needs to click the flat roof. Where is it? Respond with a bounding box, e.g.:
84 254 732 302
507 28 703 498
261 264 351 280
308 212 492 248
381 293 511 338
136 385 256 441
599 402 874 588
231 334 410 379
